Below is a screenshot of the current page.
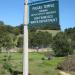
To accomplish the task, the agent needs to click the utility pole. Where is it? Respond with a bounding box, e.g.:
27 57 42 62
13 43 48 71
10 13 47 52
23 0 28 75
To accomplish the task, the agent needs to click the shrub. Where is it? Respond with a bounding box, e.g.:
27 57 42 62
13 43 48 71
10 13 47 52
29 31 52 48
57 55 75 71
52 32 74 56
41 57 45 60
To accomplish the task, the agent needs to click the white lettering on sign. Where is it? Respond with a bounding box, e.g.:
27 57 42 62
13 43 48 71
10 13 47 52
34 17 40 20
30 17 57 24
46 11 56 14
31 11 56 17
44 4 55 8
29 1 59 25
39 9 48 12
33 15 53 20
31 12 46 16
32 6 42 10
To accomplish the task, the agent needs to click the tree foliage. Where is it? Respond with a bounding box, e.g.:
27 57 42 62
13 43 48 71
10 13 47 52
0 21 75 54
17 35 23 48
65 27 75 49
29 31 52 48
0 21 23 51
52 32 74 56
0 32 13 50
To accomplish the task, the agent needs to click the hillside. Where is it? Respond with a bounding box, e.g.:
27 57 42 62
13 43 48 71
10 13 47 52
37 30 60 36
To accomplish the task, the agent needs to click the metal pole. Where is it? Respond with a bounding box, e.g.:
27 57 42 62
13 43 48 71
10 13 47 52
23 0 28 75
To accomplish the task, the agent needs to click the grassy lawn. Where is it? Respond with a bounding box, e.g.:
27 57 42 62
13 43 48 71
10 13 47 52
1 52 73 75
29 52 65 75
0 52 23 75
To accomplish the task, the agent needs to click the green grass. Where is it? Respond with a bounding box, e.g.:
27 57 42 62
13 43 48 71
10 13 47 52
0 52 71 75
0 52 23 75
29 52 65 75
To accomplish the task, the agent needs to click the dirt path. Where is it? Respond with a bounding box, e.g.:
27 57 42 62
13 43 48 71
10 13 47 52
59 71 71 75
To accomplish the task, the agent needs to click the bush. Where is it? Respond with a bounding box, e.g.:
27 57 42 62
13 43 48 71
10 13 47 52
29 31 52 48
52 32 74 56
41 57 45 60
57 55 75 71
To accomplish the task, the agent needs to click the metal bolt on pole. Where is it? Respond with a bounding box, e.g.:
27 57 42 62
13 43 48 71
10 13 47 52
23 0 28 75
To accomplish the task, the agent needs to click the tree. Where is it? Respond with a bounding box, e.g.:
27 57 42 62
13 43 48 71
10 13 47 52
0 32 13 51
4 34 13 50
18 24 24 34
5 25 14 33
52 32 74 56
12 27 20 35
29 31 52 48
65 27 75 50
17 36 23 48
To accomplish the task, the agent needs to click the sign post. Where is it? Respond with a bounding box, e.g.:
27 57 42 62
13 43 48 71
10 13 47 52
23 0 28 75
23 0 59 75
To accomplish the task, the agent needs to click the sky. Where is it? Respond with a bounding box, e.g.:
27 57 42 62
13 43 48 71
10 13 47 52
0 0 75 30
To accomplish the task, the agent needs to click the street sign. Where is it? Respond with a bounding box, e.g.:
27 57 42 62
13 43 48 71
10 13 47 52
29 0 59 28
